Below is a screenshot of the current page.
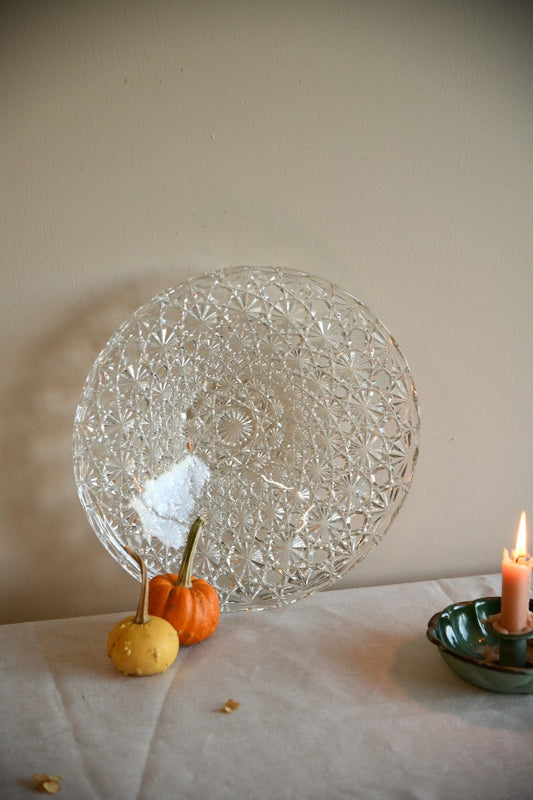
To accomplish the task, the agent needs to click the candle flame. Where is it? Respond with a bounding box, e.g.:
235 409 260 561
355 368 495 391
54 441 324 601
515 511 527 557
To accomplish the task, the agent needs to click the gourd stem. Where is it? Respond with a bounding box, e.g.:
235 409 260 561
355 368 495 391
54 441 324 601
125 547 150 625
177 517 205 588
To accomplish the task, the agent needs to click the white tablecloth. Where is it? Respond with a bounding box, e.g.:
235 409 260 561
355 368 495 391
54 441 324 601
1 573 532 799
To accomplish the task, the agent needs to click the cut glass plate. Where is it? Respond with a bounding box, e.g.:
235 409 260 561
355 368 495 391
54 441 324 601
73 266 420 611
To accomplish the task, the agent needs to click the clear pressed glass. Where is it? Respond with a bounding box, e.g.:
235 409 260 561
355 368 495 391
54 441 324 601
73 266 420 611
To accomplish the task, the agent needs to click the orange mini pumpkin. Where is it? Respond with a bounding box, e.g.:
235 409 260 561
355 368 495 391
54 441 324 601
148 517 220 645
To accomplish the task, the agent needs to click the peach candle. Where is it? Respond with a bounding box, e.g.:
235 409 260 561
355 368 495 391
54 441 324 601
499 511 532 634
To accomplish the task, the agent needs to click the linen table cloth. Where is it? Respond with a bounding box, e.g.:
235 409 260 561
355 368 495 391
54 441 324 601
1 573 532 799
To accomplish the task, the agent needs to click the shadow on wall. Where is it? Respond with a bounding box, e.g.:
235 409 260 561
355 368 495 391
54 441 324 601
0 274 183 624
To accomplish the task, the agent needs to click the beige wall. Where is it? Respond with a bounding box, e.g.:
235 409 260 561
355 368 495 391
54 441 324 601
2 0 532 624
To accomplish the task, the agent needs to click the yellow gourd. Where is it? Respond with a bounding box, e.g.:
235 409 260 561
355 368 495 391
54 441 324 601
107 548 179 676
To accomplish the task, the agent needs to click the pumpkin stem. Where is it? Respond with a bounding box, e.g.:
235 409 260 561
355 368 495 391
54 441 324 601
177 517 205 588
125 547 150 625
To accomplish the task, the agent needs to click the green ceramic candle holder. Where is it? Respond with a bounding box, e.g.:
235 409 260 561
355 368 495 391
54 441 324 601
427 596 533 693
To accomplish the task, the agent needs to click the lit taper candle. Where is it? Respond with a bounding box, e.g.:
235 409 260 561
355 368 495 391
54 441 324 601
499 511 532 634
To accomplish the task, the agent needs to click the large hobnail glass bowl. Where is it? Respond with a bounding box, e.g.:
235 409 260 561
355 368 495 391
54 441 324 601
73 266 420 611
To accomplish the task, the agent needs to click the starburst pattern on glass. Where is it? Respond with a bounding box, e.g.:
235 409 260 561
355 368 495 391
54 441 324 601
73 266 420 611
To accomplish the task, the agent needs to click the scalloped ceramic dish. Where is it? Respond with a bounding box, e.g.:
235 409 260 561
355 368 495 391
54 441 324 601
427 596 533 693
73 266 420 611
